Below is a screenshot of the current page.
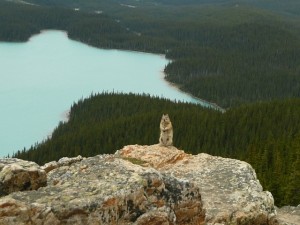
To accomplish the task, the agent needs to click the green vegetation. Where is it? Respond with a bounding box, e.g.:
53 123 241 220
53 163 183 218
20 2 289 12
13 93 300 206
1 0 300 107
2 0 300 206
122 157 147 166
0 2 139 50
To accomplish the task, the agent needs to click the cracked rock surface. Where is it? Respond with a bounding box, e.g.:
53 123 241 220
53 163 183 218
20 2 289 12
0 154 204 225
0 144 295 225
117 144 278 225
0 158 46 196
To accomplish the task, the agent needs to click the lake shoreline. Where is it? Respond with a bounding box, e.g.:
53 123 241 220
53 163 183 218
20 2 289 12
159 72 225 112
14 29 225 111
31 30 225 111
0 30 222 157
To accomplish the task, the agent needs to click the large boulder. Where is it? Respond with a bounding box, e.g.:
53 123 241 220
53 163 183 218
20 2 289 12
0 158 46 196
0 144 288 225
117 144 277 225
0 154 205 225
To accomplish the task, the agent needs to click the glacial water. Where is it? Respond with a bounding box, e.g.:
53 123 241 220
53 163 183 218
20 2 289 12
0 30 210 157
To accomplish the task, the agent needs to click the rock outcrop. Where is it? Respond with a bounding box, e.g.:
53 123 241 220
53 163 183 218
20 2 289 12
0 158 46 196
0 144 287 225
117 145 277 225
0 154 204 225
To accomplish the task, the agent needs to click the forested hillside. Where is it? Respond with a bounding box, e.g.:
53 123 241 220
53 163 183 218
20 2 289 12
0 2 143 50
13 93 300 207
1 0 300 107
2 0 300 207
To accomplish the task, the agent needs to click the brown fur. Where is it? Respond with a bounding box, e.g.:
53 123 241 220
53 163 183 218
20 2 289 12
159 114 173 146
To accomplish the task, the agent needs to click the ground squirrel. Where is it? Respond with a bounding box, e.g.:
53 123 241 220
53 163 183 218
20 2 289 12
159 114 173 146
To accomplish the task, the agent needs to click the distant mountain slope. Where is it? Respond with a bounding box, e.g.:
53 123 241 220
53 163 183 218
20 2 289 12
25 0 300 17
246 0 300 17
1 0 300 107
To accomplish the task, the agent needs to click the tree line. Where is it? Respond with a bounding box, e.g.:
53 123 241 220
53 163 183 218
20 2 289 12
2 0 299 207
13 93 300 207
1 1 300 107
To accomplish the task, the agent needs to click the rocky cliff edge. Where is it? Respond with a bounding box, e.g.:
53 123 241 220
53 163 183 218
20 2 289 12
0 144 296 225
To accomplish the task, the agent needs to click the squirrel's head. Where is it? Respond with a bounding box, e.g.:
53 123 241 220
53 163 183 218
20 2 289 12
161 114 170 122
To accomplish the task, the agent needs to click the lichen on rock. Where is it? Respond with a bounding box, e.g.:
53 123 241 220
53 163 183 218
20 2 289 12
0 154 205 225
0 144 292 225
0 158 47 196
117 144 278 225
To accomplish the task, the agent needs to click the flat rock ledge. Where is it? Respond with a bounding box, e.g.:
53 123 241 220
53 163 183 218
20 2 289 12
117 144 278 225
0 154 204 225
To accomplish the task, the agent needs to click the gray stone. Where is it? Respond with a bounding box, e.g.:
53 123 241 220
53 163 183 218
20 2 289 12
1 144 294 225
0 158 46 196
0 154 204 224
41 155 84 173
276 205 300 225
118 144 277 225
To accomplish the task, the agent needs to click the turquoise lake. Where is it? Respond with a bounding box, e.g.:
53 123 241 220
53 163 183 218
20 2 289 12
0 30 208 157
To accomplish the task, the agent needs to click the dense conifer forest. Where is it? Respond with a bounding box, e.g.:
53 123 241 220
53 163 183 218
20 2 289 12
1 0 300 107
2 0 300 207
13 93 300 207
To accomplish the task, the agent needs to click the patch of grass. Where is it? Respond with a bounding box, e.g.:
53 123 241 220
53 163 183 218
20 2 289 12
122 157 147 166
